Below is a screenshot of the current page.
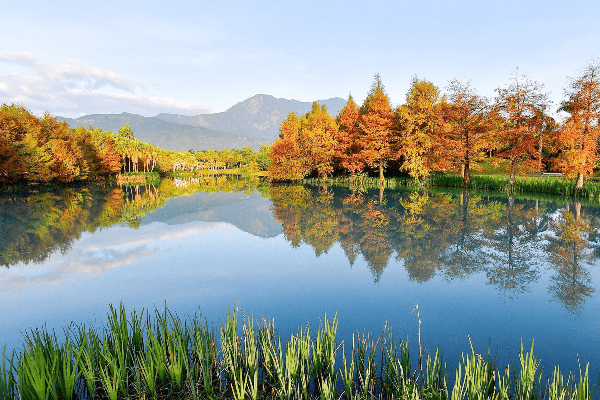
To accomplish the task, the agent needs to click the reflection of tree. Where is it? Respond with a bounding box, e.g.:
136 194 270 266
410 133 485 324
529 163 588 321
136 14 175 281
270 184 600 305
482 195 541 296
395 191 439 282
357 200 394 281
546 206 596 313
0 176 258 268
438 191 488 279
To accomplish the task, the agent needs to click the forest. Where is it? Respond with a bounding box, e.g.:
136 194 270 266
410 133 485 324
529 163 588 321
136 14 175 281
0 104 271 185
270 61 600 191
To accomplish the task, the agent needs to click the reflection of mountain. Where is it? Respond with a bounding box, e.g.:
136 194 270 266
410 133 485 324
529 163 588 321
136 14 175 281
141 191 282 238
0 179 282 270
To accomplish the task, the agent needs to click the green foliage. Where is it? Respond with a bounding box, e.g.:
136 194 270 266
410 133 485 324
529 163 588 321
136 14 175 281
1 304 595 399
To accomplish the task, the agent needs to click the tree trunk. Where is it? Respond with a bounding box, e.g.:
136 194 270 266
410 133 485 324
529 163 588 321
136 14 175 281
576 172 584 191
508 161 516 191
463 161 471 186
379 163 384 186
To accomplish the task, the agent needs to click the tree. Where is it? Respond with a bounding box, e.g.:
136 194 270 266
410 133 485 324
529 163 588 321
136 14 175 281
269 113 307 180
395 78 445 180
118 126 135 139
554 60 600 190
493 71 551 188
358 74 394 185
442 80 496 185
335 95 363 175
298 102 338 179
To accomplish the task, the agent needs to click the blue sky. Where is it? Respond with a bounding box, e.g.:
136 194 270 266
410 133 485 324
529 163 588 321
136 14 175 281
0 0 598 118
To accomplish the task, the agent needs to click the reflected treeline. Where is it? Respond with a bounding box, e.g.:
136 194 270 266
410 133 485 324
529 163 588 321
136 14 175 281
268 185 600 312
0 175 261 268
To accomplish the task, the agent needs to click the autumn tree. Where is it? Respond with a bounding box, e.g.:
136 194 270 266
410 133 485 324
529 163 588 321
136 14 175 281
554 60 600 190
335 95 363 175
269 112 307 180
298 102 338 179
493 71 551 188
358 74 394 185
442 80 496 185
395 77 445 180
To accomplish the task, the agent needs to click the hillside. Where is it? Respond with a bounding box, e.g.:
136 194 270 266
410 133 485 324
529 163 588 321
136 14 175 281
57 113 266 152
155 94 346 142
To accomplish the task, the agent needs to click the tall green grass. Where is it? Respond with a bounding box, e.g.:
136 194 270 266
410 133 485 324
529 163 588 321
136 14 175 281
1 303 594 399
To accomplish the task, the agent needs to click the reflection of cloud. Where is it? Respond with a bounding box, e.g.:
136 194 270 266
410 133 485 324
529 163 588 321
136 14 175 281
0 52 213 117
0 221 225 293
86 222 226 250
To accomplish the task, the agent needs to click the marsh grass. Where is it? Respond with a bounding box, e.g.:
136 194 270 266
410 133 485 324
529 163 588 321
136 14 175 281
304 174 600 199
1 303 595 399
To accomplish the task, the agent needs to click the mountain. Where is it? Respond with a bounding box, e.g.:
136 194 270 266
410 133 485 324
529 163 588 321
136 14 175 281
57 113 266 152
155 94 347 142
57 94 347 151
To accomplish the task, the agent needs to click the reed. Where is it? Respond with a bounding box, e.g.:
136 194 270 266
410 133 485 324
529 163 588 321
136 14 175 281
1 304 597 399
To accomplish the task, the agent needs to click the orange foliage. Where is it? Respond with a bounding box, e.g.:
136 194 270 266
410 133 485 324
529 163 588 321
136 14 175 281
358 75 394 183
441 79 496 184
554 61 600 189
493 72 550 186
335 96 363 174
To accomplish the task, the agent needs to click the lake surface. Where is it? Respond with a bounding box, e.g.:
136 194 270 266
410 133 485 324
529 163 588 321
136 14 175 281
1 178 600 378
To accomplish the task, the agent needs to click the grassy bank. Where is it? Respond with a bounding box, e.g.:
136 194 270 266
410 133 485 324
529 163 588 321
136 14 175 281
303 173 600 199
0 304 593 400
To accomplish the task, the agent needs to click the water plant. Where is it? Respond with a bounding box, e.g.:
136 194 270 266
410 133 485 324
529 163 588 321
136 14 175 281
0 303 595 400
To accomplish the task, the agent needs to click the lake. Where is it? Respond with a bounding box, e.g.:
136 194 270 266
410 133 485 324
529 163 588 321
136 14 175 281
1 177 599 379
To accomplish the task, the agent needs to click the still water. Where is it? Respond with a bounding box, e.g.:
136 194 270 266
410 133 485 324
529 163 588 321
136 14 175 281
1 178 600 376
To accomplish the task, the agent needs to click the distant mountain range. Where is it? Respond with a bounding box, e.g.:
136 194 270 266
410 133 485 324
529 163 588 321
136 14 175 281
57 94 346 151
57 113 266 152
155 94 346 141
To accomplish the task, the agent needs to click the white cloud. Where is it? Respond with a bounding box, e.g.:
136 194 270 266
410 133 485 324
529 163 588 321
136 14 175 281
0 52 213 117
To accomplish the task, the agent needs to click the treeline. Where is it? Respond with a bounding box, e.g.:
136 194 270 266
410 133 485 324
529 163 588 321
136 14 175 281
270 61 600 190
0 104 271 185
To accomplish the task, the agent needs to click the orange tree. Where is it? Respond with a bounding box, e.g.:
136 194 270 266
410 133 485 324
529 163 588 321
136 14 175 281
269 112 307 180
554 60 600 190
358 74 394 185
394 78 445 180
335 95 363 175
442 79 497 185
493 72 551 188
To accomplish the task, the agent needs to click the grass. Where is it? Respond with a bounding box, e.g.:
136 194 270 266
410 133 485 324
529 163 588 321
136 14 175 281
302 173 600 200
0 303 595 399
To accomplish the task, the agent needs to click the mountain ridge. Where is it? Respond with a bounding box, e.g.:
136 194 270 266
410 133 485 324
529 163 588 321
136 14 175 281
57 112 266 152
154 94 346 141
58 94 346 151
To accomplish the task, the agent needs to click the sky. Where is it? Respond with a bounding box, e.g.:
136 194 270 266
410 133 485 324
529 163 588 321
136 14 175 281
0 0 598 118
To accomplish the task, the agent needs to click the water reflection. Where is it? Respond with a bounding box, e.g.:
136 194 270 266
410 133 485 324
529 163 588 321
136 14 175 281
0 176 260 268
269 185 600 312
2 180 600 314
